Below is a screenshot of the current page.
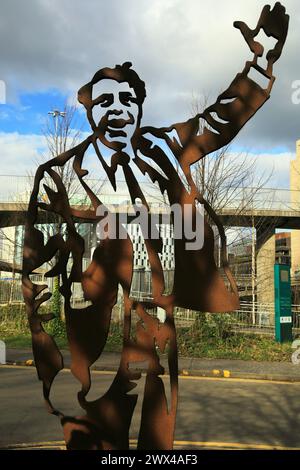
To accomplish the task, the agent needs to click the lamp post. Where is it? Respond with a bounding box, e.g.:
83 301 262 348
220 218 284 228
48 109 66 134
47 109 66 336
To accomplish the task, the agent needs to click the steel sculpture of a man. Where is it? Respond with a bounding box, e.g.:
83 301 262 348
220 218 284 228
22 3 289 450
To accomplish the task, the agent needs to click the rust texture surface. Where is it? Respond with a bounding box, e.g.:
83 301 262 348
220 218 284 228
22 3 289 450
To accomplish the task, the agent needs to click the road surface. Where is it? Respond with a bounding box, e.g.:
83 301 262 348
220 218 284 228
1 366 300 449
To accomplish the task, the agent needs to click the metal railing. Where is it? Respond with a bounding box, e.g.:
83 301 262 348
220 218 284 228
0 175 300 212
172 301 300 333
1 273 300 335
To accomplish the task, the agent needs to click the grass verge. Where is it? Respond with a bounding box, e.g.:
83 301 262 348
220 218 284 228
1 324 293 362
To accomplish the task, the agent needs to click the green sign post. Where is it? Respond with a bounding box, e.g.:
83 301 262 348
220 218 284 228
274 263 293 343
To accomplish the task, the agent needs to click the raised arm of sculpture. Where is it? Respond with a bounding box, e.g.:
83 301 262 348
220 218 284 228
164 3 289 175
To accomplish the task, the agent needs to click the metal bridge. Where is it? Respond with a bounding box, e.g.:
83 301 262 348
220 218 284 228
0 174 300 229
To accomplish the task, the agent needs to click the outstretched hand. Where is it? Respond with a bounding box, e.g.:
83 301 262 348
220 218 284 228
234 2 289 65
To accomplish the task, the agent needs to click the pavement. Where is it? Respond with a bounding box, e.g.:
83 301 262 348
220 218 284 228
5 347 300 382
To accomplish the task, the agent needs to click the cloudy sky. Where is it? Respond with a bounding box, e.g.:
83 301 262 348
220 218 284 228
0 0 299 187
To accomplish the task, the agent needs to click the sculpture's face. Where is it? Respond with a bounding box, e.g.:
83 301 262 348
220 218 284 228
91 79 140 147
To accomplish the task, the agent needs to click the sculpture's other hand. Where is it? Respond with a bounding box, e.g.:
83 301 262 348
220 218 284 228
234 2 289 65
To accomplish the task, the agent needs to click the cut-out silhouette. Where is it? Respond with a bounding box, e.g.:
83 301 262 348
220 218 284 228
22 3 289 450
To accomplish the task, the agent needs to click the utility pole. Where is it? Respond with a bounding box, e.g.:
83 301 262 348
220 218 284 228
47 109 66 335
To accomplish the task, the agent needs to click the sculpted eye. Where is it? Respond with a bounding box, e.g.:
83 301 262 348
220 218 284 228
100 99 112 108
93 94 113 108
120 92 136 106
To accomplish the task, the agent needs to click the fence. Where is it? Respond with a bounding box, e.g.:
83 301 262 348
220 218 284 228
173 302 300 334
0 274 45 305
1 275 300 335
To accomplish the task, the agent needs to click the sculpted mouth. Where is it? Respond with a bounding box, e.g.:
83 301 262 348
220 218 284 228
107 117 133 129
107 127 127 138
106 117 134 138
98 112 135 139
107 122 127 137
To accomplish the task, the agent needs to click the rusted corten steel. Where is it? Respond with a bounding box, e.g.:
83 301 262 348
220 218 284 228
22 3 289 450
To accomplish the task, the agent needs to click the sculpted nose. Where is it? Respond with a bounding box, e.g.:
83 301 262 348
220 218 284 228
110 96 127 115
110 109 123 116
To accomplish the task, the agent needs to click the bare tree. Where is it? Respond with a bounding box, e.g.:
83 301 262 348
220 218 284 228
41 103 83 202
36 102 108 333
191 95 274 233
0 103 101 318
176 95 279 320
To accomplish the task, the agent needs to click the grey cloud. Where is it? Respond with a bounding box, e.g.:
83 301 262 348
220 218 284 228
0 0 299 149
